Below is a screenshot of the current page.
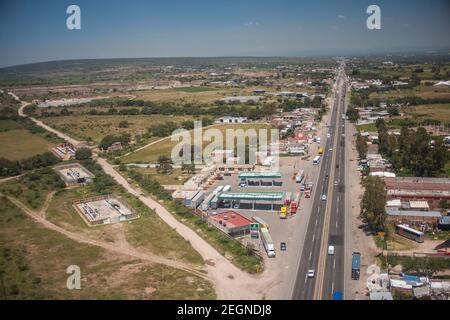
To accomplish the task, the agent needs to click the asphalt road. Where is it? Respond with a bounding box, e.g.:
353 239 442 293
292 62 347 300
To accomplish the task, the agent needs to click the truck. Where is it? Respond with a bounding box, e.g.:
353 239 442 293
284 192 292 206
279 206 287 219
260 227 276 258
290 193 300 214
304 182 313 198
222 185 231 192
252 216 269 230
333 292 343 300
201 193 216 211
190 191 205 209
295 169 305 183
351 252 361 280
318 147 324 155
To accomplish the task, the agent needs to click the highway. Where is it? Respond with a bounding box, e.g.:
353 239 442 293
292 61 347 300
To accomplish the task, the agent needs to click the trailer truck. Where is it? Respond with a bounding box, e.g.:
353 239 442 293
260 227 276 258
351 252 361 280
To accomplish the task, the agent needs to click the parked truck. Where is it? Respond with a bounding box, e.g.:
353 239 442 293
290 193 300 214
351 252 361 280
284 192 292 206
190 191 205 209
201 193 215 211
304 182 313 198
260 227 276 258
295 169 305 183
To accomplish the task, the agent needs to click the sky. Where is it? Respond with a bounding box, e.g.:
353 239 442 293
0 0 449 67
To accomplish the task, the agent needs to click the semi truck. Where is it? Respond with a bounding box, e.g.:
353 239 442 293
260 227 276 258
304 182 313 198
351 252 361 280
284 192 292 206
201 193 216 211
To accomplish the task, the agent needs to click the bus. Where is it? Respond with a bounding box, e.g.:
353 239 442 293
395 224 424 243
351 252 361 280
313 156 321 165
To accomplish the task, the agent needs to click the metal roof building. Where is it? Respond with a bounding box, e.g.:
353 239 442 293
218 192 285 201
238 172 282 179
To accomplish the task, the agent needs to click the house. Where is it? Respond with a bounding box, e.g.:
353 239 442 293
107 142 123 153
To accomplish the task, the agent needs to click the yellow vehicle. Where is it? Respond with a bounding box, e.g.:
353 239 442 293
280 206 287 219
318 147 324 155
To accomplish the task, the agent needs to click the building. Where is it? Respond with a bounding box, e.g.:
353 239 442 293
53 163 95 186
384 177 450 209
215 117 248 124
369 291 393 300
438 216 450 231
107 142 123 153
208 211 253 236
386 208 441 225
220 96 262 104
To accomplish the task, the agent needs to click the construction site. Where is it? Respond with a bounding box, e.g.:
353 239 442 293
73 195 139 226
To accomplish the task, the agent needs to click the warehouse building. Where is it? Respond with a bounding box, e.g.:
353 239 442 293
384 177 450 209
238 172 283 187
386 208 442 225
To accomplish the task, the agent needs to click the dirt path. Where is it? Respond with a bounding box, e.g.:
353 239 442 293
3 194 208 280
12 91 277 299
39 190 56 219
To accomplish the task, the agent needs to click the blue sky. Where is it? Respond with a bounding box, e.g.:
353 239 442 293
0 0 449 67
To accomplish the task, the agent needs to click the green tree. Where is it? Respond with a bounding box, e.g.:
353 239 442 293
361 176 387 231
75 147 92 160
356 133 368 159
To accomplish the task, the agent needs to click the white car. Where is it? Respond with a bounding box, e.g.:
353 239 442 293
327 133 331 138
334 181 339 186
328 245 335 255
307 270 315 278
321 194 327 201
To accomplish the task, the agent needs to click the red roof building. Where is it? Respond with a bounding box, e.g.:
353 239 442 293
208 211 252 236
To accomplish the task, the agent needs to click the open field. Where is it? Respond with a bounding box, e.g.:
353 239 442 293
45 187 205 266
0 168 64 210
0 129 56 160
122 123 271 163
0 196 215 299
129 167 191 185
402 103 450 123
41 115 195 144
132 88 230 104
373 226 419 251
369 85 450 100
173 86 217 93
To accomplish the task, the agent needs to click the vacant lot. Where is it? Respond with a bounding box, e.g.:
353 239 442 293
0 196 215 299
132 87 254 104
129 167 191 185
122 123 271 163
0 129 55 161
369 85 450 100
40 115 195 144
402 103 450 123
45 187 205 266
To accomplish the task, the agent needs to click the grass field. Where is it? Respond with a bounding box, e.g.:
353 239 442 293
173 86 217 93
373 226 419 251
402 103 450 123
41 115 195 144
0 196 215 299
45 187 205 266
122 123 271 163
369 85 450 100
0 129 55 161
129 167 191 185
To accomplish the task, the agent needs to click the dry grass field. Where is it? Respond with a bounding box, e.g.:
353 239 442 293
0 129 55 160
122 123 272 163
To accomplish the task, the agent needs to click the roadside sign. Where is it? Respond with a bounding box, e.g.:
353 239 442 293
250 223 259 232
250 223 259 239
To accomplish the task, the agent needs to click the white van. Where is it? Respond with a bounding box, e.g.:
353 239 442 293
328 245 335 255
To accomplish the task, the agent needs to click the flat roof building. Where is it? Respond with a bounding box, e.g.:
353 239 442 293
54 163 95 186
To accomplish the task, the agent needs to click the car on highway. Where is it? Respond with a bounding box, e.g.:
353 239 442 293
307 270 315 278
334 181 339 186
327 133 331 138
328 245 335 255
280 242 287 251
321 194 327 201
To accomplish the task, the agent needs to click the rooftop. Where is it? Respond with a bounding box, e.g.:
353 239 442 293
209 211 252 229
218 192 285 201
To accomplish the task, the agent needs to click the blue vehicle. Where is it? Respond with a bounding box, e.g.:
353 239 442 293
351 252 361 280
333 291 343 300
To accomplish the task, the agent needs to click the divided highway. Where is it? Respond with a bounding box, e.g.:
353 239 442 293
292 62 347 300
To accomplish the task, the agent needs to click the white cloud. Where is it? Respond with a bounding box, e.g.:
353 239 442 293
337 15 346 20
